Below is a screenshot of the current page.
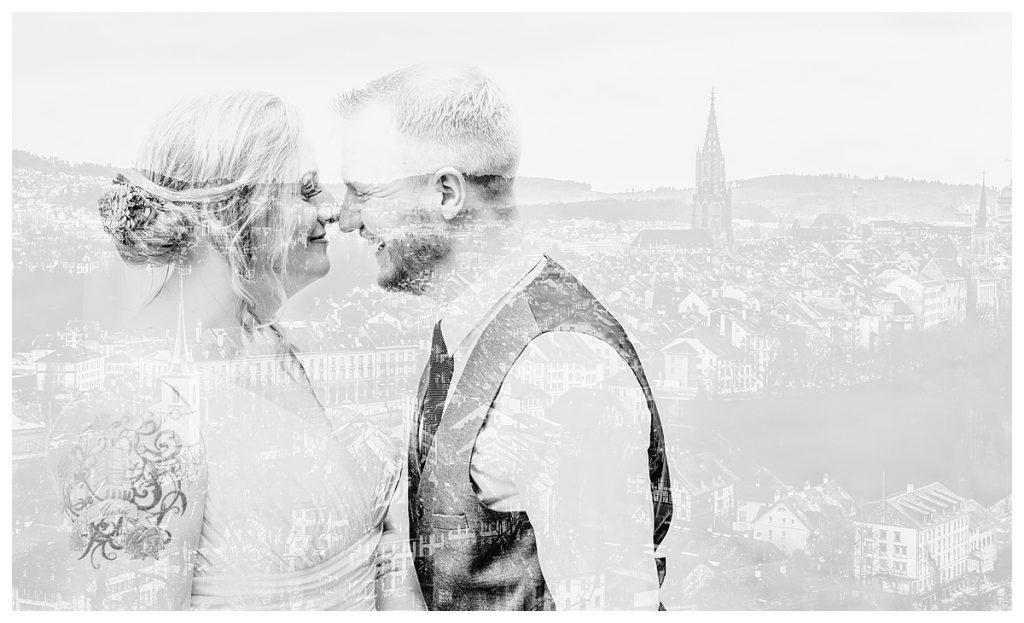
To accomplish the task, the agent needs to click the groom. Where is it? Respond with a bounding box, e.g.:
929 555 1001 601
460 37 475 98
336 65 672 610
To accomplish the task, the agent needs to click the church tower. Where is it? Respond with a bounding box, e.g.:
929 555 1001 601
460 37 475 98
971 173 992 259
692 89 733 245
965 174 998 325
160 283 200 412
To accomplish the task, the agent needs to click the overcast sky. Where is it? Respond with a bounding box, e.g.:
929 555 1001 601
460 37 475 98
13 13 1011 192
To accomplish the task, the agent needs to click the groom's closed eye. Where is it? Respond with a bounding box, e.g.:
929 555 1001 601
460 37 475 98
345 182 372 203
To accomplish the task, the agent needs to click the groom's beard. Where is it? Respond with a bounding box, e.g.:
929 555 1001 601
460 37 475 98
377 232 451 295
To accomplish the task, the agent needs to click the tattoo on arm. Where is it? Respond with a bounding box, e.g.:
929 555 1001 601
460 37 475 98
60 412 203 569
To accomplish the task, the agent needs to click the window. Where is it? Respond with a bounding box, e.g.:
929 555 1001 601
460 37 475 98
894 531 901 543
880 529 888 540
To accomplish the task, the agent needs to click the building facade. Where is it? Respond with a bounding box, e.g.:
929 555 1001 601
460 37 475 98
672 452 740 532
34 345 105 393
853 482 971 607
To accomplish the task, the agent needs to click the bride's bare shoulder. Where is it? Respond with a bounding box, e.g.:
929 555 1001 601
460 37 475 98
48 392 207 569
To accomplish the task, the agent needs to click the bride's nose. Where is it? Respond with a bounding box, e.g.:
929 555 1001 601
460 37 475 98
311 189 362 233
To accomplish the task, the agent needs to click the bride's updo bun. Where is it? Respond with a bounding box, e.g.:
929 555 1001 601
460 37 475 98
101 92 304 337
98 173 200 266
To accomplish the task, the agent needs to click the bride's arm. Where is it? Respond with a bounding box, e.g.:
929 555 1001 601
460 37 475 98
49 402 207 610
374 462 425 611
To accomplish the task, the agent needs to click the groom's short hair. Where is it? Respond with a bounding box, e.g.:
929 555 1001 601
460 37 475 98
335 64 520 179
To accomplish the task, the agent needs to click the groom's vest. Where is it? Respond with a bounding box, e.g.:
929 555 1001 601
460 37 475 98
408 256 673 611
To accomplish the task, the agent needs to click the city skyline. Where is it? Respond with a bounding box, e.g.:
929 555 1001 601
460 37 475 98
12 130 1013 610
13 13 1012 192
10 10 1013 612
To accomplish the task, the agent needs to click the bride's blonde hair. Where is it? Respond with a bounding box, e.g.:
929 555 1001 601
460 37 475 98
104 91 304 338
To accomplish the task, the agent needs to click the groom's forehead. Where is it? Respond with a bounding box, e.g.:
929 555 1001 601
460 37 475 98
338 102 409 182
338 102 449 184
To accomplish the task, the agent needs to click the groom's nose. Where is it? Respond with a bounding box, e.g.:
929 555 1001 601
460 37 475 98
333 204 362 233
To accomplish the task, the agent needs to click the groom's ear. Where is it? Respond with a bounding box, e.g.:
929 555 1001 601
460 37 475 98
430 167 467 220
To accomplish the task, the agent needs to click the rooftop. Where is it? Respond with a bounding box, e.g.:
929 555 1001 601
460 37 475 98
35 344 103 364
859 482 966 529
674 451 741 495
633 229 714 250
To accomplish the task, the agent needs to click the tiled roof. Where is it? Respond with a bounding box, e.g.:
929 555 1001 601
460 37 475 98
35 344 103 364
926 258 967 280
499 378 550 403
633 229 714 249
891 299 915 318
964 499 999 532
680 327 747 360
673 553 710 580
811 213 853 230
912 273 944 288
735 482 783 504
673 452 741 495
661 338 699 355
858 482 965 529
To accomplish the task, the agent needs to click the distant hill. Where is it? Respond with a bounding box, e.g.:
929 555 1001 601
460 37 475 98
523 175 997 223
13 150 997 223
514 177 601 204
519 197 685 222
13 149 118 178
12 150 601 204
732 174 995 223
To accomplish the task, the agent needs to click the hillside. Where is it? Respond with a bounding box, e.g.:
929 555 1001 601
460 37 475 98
732 174 996 223
514 177 601 204
13 150 998 223
521 175 997 223
13 149 118 178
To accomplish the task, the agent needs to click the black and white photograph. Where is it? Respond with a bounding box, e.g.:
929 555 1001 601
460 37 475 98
6 5 1017 611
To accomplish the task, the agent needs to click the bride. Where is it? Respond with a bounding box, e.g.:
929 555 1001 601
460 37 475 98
48 92 421 610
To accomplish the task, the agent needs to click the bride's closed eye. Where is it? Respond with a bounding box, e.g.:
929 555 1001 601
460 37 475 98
299 170 323 201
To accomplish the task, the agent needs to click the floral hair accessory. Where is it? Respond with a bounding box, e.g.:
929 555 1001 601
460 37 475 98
98 173 166 243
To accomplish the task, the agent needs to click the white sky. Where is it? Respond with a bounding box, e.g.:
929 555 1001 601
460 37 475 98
12 12 1012 192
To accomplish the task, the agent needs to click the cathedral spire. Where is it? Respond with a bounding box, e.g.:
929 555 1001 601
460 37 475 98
692 88 732 245
976 171 988 231
702 89 722 155
158 271 200 413
971 171 992 261
169 275 193 375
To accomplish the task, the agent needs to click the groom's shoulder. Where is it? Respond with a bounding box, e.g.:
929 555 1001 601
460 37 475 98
520 254 598 304
518 254 624 330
